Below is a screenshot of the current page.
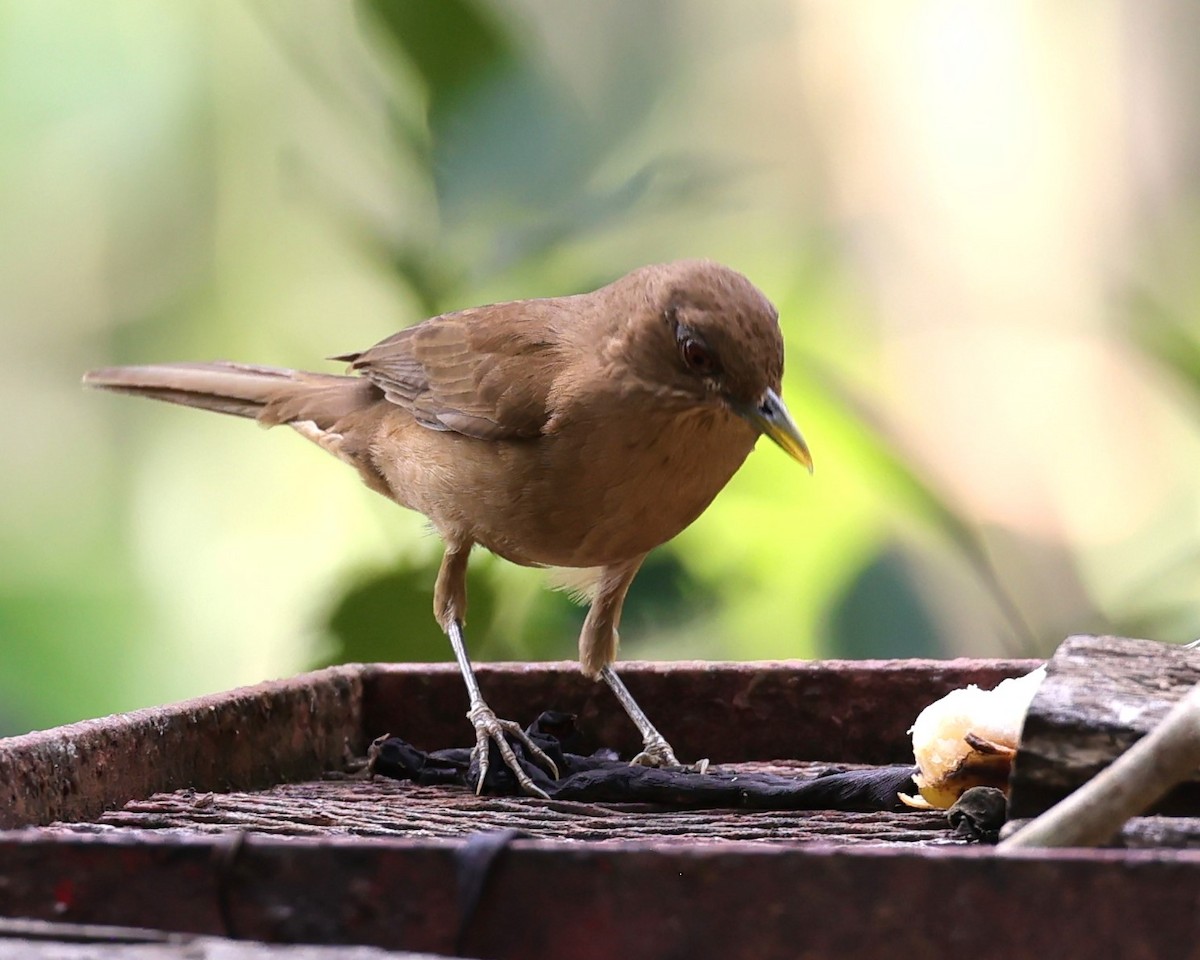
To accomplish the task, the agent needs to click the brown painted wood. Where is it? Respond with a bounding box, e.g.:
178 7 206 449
0 918 435 958
49 769 954 846
362 658 1042 764
0 667 364 829
0 832 1197 959
1009 636 1200 818
2 653 1200 957
0 659 1039 830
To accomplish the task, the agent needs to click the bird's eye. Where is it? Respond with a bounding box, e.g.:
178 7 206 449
680 338 718 376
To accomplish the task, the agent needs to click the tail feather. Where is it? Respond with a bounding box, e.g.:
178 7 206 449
82 361 374 429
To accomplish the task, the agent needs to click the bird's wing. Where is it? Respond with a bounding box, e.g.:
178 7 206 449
334 302 565 441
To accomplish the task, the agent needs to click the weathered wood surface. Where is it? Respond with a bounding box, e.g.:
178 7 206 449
42 764 952 847
1 832 1198 960
0 918 439 959
0 659 1039 830
1009 636 1200 819
2 653 1200 958
1003 676 1200 848
1003 816 1200 849
362 658 1043 766
0 668 364 831
1114 816 1200 849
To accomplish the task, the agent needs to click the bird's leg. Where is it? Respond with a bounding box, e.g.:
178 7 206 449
581 556 708 774
600 665 708 773
446 620 559 798
436 545 558 799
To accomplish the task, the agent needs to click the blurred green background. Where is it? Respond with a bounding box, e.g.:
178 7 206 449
3 1 1199 736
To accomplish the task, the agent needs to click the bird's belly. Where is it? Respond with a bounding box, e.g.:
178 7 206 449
472 412 758 567
375 407 758 567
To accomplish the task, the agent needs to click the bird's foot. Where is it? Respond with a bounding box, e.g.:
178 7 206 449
630 733 710 774
467 702 560 800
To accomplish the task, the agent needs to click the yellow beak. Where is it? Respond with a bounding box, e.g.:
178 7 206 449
738 388 813 473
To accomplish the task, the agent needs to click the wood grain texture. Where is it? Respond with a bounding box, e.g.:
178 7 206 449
1003 816 1200 849
1 660 1039 830
46 765 951 847
1009 635 1200 818
0 667 363 830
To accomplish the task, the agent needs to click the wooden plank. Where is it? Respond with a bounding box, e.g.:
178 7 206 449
0 832 1197 959
50 768 953 846
363 658 1042 764
0 917 441 958
1009 636 1200 818
1003 816 1200 849
0 667 364 829
0 659 1040 831
2 653 1198 956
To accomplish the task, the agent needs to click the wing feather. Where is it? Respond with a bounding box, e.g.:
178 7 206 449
338 301 565 441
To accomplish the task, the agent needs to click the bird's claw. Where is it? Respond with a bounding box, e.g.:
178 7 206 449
630 734 709 774
467 702 559 800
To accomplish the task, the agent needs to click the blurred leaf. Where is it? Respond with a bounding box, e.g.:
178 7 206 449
515 581 583 660
321 559 455 665
827 545 946 659
318 547 716 670
359 0 581 218
354 0 728 289
621 551 717 639
358 0 517 113
1127 285 1200 415
320 553 586 666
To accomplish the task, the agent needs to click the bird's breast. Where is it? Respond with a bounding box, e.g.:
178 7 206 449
490 404 757 567
371 399 758 568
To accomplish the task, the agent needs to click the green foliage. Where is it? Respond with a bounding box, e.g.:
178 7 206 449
320 554 582 665
826 546 945 659
354 0 718 301
314 1 830 667
322 561 460 665
6 1 1199 735
361 0 517 112
1128 286 1200 418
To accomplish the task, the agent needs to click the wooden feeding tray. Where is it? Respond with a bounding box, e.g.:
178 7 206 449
2 654 1199 959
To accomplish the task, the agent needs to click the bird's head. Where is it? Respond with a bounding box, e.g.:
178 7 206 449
613 260 813 472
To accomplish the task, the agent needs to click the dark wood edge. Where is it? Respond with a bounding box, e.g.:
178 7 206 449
0 831 1196 958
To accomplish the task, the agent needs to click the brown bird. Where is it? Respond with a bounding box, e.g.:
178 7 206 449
84 260 812 798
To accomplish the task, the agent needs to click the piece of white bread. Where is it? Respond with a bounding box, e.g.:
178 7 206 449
900 666 1047 809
